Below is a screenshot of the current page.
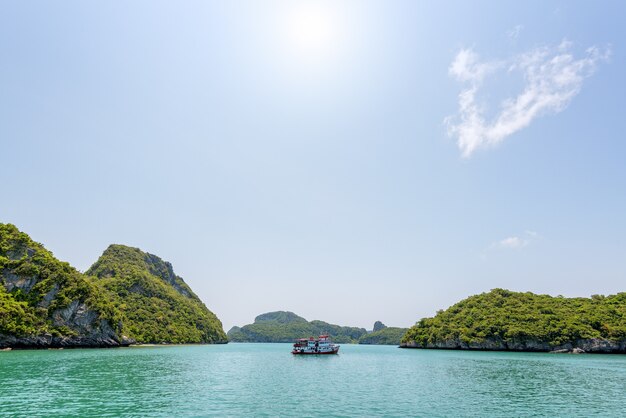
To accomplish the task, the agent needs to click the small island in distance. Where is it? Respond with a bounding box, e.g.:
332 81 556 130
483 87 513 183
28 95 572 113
227 311 408 345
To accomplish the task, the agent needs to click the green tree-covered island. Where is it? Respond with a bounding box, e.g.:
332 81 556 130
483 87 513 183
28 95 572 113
0 223 227 348
228 311 408 345
401 289 626 353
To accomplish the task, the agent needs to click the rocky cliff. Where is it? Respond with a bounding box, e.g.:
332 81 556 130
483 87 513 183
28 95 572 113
0 223 130 348
400 337 626 353
86 244 227 344
373 321 387 332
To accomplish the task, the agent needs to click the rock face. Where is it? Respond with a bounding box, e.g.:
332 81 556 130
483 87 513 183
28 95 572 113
0 223 132 348
400 337 626 353
373 321 387 332
401 289 626 353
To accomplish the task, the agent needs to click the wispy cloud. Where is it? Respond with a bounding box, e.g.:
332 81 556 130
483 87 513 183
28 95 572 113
493 230 539 250
497 236 529 249
445 41 610 158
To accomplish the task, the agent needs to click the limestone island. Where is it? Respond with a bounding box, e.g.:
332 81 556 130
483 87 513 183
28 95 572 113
0 223 227 349
401 289 626 353
228 311 408 345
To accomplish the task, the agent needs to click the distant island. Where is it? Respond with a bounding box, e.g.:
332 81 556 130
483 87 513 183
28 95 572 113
359 322 408 346
0 223 227 348
227 311 408 345
401 289 626 353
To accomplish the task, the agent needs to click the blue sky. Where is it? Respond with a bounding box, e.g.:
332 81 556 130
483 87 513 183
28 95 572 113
1 1 625 331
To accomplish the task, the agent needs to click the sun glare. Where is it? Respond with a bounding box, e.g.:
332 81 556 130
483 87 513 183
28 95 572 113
283 4 339 62
289 7 334 51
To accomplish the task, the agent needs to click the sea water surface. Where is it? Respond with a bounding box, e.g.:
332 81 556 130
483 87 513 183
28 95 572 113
1 343 626 417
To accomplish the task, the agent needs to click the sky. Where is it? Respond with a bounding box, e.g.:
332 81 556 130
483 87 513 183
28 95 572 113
1 0 625 332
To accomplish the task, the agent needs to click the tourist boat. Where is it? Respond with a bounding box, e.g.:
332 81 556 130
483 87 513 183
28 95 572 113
292 335 340 355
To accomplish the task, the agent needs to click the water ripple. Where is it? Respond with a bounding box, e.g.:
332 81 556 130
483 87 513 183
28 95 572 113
1 345 626 417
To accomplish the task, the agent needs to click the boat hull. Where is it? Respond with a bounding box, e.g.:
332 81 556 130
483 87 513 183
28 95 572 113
292 347 340 355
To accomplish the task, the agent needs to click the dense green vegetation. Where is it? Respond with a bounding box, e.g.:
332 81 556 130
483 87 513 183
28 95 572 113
255 311 307 324
402 289 626 348
86 244 227 344
228 311 368 343
0 223 121 338
359 327 408 345
0 223 227 346
228 312 406 345
0 284 45 337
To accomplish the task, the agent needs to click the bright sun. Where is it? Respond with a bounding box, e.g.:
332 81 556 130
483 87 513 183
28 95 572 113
283 4 339 62
288 6 334 51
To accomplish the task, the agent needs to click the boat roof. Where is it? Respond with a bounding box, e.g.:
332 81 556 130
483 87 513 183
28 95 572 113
296 335 330 341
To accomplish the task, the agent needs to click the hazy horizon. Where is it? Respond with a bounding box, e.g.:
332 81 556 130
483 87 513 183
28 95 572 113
2 1 625 332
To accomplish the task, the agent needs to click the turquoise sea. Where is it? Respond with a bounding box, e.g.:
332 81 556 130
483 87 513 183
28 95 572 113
1 343 626 417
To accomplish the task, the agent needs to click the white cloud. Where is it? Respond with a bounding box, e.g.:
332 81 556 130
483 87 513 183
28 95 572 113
448 49 503 83
446 41 610 158
497 236 529 249
493 230 539 250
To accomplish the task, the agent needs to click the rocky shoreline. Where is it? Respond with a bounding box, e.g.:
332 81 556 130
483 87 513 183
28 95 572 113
399 337 626 354
0 336 235 350
0 333 135 349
